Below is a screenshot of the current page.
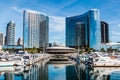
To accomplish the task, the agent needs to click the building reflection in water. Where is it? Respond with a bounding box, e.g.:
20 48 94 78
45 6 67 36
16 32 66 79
2 60 120 80
75 61 120 80
0 62 48 80
75 62 89 80
27 62 48 80
5 72 14 80
66 65 78 80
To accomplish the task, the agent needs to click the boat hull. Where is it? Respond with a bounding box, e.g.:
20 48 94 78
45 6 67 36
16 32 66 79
94 62 120 67
0 61 15 67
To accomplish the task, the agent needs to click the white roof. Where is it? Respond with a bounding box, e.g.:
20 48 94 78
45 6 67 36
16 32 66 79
25 9 47 16
46 46 75 50
105 43 120 46
90 9 98 11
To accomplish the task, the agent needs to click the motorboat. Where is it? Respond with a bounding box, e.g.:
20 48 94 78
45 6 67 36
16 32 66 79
93 52 120 67
0 59 15 67
0 66 14 72
12 56 24 66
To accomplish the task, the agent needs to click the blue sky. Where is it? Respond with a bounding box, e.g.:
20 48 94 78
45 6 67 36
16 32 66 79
0 0 120 45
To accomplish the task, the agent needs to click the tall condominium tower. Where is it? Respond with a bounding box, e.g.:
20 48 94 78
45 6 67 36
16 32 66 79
0 32 4 45
66 9 101 50
100 21 109 43
23 10 49 48
5 21 15 45
17 37 23 46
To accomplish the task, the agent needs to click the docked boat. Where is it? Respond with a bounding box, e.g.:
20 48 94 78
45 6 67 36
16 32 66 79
93 52 120 67
0 59 15 67
12 56 24 66
0 66 14 72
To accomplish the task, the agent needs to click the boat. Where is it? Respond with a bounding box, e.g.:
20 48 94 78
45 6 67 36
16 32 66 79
0 59 15 67
0 66 14 72
12 56 24 66
93 52 120 67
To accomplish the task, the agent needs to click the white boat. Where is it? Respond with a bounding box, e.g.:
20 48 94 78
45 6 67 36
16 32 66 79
0 66 14 72
0 60 15 67
93 52 120 67
12 56 24 66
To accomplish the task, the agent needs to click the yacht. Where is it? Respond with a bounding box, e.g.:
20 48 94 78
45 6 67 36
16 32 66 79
0 59 15 67
12 56 24 66
93 52 120 67
0 54 15 67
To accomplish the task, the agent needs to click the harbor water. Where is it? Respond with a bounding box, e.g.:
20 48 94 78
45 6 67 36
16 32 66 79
0 60 120 80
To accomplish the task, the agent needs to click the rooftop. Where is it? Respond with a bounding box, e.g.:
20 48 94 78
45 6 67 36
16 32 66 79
25 9 47 16
46 46 75 50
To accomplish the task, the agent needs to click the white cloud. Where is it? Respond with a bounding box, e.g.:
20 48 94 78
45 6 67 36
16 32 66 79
118 24 120 27
49 16 65 32
111 31 120 35
12 6 23 13
110 35 120 42
49 16 65 44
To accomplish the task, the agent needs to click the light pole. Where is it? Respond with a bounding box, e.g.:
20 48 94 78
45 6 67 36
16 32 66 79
42 44 44 58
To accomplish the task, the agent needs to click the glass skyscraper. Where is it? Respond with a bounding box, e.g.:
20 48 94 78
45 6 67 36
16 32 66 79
23 10 49 48
66 9 101 50
0 32 4 45
5 21 15 45
100 21 109 43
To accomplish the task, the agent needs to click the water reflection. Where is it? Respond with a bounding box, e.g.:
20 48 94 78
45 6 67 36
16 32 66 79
0 61 78 80
75 61 120 80
0 62 48 80
1 61 120 80
48 65 66 80
66 65 78 80
48 64 78 80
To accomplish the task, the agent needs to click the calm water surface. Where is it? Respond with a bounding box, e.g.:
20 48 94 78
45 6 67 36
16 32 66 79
0 61 120 80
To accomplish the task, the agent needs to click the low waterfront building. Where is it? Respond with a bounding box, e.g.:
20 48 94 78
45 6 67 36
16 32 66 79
45 46 76 54
2 45 23 49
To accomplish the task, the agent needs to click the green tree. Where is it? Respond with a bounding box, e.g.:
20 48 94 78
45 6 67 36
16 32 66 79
107 47 113 53
100 48 105 52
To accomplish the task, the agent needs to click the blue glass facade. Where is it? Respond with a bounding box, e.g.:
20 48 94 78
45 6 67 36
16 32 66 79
66 9 101 50
23 10 49 48
2 45 22 49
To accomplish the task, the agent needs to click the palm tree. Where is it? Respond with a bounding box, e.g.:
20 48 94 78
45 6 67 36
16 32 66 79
100 48 105 52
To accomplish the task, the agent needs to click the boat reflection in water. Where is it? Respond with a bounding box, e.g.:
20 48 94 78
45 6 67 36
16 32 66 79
75 61 120 80
0 62 48 80
1 58 120 80
0 58 78 80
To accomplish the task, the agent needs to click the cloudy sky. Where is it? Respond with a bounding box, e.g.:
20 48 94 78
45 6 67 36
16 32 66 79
0 0 120 45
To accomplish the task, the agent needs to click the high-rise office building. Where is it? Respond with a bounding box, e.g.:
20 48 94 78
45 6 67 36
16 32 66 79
75 22 85 48
17 37 23 46
100 21 109 43
23 10 49 48
66 9 101 50
0 32 4 45
5 21 15 45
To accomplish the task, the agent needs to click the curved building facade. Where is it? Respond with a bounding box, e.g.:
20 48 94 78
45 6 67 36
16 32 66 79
23 10 49 48
66 9 101 50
